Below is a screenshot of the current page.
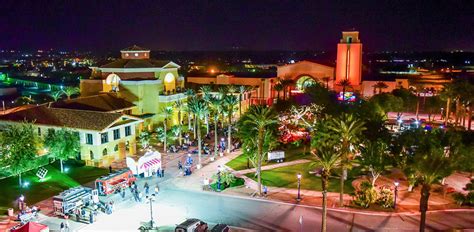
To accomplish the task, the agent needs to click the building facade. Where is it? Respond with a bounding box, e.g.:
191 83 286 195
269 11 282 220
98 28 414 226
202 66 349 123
335 31 363 91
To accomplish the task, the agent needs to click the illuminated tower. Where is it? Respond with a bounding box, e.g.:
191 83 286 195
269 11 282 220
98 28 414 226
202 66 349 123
335 31 362 88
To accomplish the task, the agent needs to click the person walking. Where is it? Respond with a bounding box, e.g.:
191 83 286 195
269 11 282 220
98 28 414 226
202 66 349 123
178 160 183 170
144 182 149 195
157 168 162 178
60 222 65 232
161 168 165 178
263 185 268 197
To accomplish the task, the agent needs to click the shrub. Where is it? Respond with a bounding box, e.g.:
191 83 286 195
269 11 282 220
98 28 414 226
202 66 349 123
377 188 394 208
453 192 466 206
452 191 474 206
211 170 236 188
353 181 378 208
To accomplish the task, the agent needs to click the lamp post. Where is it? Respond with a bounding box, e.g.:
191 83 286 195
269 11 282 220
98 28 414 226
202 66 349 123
18 195 25 211
296 173 302 201
146 194 156 229
394 181 399 209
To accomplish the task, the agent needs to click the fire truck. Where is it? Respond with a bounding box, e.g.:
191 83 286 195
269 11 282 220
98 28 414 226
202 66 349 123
95 168 136 195
53 187 95 217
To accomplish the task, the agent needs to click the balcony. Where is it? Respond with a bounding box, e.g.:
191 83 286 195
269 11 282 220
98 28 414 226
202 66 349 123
158 93 186 103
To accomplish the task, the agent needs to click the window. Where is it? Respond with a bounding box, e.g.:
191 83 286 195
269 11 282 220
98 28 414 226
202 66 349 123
102 148 108 156
113 129 120 140
114 144 119 152
125 126 131 136
86 133 93 145
100 133 108 144
125 53 129 57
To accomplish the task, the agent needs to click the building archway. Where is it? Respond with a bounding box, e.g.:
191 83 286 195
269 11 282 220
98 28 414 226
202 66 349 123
295 75 319 91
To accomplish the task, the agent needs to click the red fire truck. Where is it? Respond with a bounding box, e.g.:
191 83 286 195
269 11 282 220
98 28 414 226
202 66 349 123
95 168 136 195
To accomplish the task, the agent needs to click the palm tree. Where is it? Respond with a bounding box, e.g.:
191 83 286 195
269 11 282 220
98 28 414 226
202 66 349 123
327 113 366 206
273 83 284 100
200 85 212 134
185 89 195 131
174 100 185 145
373 81 389 94
50 91 63 101
322 77 331 89
62 86 79 100
226 85 237 95
223 94 238 153
358 139 391 186
280 78 294 100
312 143 342 232
408 132 456 232
242 106 277 196
159 106 174 153
238 85 250 117
440 83 456 124
209 96 223 159
337 79 351 103
187 97 209 168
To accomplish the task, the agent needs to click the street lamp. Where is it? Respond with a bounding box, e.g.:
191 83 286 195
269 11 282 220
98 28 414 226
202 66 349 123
394 181 399 209
145 194 156 229
296 173 302 201
18 195 25 211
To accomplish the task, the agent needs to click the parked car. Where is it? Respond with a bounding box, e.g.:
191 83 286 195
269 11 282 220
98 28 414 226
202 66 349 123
211 223 230 232
175 218 208 232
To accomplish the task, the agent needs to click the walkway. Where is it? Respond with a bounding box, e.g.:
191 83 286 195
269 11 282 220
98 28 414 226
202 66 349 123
232 159 311 175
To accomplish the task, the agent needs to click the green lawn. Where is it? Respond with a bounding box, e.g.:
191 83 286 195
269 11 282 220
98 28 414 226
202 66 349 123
244 163 355 193
226 146 313 171
0 161 107 214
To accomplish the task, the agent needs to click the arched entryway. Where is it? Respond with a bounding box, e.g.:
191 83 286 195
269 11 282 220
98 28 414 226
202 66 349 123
295 75 318 91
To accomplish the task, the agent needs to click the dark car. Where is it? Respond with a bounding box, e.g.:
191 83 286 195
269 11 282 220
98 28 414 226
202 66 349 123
175 218 208 232
211 223 230 232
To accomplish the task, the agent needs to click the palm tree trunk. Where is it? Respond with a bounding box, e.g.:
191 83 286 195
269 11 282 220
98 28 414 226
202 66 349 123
321 173 329 232
339 167 345 207
257 128 264 196
342 86 346 103
193 114 196 140
18 173 22 187
239 94 243 117
60 159 64 173
214 116 218 158
468 106 472 131
419 184 431 232
164 120 167 153
455 99 461 125
415 93 420 119
178 111 182 145
444 98 451 124
205 114 209 135
197 119 202 168
227 113 232 154
188 112 191 130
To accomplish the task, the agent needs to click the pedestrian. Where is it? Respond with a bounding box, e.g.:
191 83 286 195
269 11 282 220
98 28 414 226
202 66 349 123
161 168 165 178
89 212 94 224
121 188 126 199
154 185 159 194
178 160 183 170
157 168 162 178
65 219 70 232
60 222 65 232
263 185 268 197
144 182 149 194
109 166 112 173
138 191 143 202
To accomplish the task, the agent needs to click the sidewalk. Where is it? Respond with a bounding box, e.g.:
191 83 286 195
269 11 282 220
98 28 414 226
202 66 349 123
232 159 311 175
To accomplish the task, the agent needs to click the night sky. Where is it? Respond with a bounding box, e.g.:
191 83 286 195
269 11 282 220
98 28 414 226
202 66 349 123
1 0 473 52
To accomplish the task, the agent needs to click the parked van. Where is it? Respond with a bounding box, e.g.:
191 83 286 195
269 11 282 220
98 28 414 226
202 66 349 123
211 224 230 232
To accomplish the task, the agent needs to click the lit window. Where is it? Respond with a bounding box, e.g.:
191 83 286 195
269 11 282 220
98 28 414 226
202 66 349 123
134 53 138 57
125 53 129 57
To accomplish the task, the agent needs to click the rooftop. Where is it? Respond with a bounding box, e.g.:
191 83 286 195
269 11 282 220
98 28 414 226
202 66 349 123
50 94 135 113
0 105 132 131
98 59 172 69
120 45 150 52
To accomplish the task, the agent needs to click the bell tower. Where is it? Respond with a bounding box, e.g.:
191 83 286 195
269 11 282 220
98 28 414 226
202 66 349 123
335 31 362 88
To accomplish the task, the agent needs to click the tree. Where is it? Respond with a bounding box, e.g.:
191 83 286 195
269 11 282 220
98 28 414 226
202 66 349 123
327 113 366 206
273 83 284 100
49 91 63 102
358 139 391 186
209 95 223 159
185 89 195 131
311 142 341 232
408 130 457 232
424 96 444 121
223 94 238 153
238 85 250 117
159 106 174 153
44 128 80 173
0 123 39 186
239 106 278 196
174 100 185 145
370 93 404 114
62 86 79 100
138 131 151 149
411 83 425 119
15 96 34 105
188 97 209 168
392 88 417 112
373 82 389 94
440 83 456 124
200 85 212 134
337 79 352 103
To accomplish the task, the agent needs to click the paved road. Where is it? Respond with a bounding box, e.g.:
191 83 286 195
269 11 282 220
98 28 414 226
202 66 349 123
74 184 474 232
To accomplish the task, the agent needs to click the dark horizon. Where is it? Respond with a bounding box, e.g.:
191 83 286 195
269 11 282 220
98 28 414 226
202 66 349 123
1 0 473 52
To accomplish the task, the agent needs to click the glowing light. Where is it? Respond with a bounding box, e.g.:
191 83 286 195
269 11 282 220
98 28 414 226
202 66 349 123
64 167 70 173
22 181 30 188
164 73 174 83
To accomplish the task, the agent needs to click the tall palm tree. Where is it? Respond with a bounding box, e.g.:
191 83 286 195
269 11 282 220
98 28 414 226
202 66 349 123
440 83 456 124
242 106 277 196
50 91 63 102
223 94 238 153
160 106 174 153
226 85 237 95
373 81 389 94
185 89 195 131
174 100 185 145
312 143 342 232
408 132 456 232
411 83 425 119
62 86 79 100
200 85 212 134
327 113 366 206
187 97 208 168
337 79 351 103
273 83 284 100
209 96 223 159
238 85 250 117
321 77 331 89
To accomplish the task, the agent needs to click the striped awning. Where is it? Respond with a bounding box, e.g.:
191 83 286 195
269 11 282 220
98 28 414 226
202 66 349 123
140 158 161 169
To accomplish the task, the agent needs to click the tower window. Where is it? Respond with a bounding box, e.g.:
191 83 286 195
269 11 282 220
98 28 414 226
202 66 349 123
134 53 138 57
347 37 353 43
125 53 129 57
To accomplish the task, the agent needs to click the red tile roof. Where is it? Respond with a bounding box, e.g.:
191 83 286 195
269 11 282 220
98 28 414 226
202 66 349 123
51 94 135 112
